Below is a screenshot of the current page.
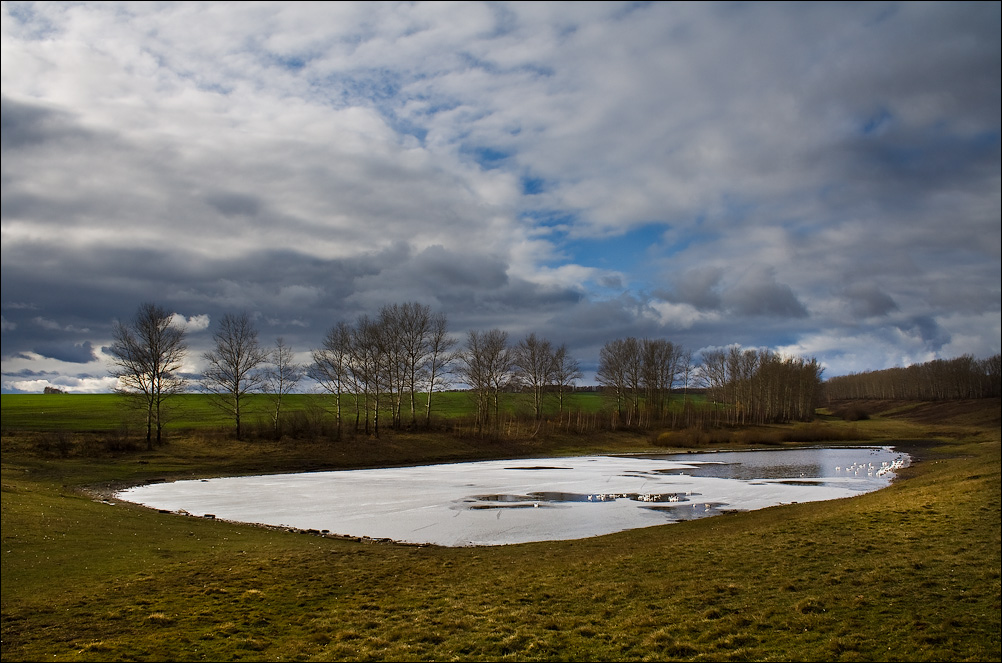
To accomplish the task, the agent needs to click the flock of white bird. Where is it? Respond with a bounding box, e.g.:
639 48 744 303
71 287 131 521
529 456 906 511
834 456 906 478
585 490 694 503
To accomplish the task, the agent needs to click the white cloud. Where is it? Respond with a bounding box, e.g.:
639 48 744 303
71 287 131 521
170 313 211 332
1 2 998 389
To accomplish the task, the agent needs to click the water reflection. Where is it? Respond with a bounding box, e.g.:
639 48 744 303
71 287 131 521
116 446 908 547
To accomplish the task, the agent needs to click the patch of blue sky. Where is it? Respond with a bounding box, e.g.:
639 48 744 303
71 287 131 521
266 53 308 72
559 224 667 275
521 176 545 195
872 131 996 178
463 145 512 170
375 106 429 144
860 108 893 136
967 129 1001 154
318 70 405 107
5 2 59 39
457 50 555 80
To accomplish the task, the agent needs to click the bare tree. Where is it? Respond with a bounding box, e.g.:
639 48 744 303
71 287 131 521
310 322 354 440
696 348 729 414
423 312 457 427
109 302 188 449
380 302 435 428
513 333 557 420
459 329 513 435
202 313 268 440
352 314 390 437
641 338 681 422
596 338 630 421
552 343 582 415
262 337 304 438
676 348 695 426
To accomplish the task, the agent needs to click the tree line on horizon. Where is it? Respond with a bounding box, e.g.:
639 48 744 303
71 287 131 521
822 354 1001 402
106 301 996 445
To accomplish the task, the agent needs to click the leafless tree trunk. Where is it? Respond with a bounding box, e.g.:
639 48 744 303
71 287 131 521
109 302 188 449
424 313 457 427
597 338 631 422
459 329 513 436
260 337 304 438
380 302 435 428
513 333 556 420
352 315 391 437
202 313 268 440
310 322 353 440
552 343 582 415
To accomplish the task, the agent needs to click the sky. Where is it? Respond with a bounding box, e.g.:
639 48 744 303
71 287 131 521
2 1 1000 394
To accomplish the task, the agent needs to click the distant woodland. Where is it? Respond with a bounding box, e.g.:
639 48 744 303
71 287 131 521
822 354 1001 401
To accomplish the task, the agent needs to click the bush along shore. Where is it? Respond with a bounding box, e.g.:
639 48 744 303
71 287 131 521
1 398 999 661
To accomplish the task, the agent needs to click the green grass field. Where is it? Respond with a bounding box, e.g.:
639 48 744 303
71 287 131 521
1 397 999 661
0 391 621 433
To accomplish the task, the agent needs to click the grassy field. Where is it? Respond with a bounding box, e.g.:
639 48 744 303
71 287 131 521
1 397 999 661
0 391 620 433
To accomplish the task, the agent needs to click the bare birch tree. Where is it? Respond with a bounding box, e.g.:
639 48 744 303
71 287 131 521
262 337 304 438
552 343 582 415
380 302 434 428
459 329 513 435
202 313 268 440
109 302 188 449
310 322 354 440
597 338 630 422
513 333 556 420
352 315 389 437
423 312 457 427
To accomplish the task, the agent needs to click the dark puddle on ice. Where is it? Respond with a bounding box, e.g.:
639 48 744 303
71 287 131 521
466 490 700 509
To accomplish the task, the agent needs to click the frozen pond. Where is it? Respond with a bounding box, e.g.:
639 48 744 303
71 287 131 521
116 446 909 547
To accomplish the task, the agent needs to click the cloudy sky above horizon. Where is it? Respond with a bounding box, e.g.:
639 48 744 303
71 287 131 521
2 1 999 393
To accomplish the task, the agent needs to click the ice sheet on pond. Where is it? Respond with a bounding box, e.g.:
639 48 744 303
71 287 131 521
116 446 908 547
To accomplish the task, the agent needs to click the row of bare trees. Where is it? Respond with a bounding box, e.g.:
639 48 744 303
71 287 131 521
823 354 1001 401
110 304 306 442
592 339 823 428
108 301 993 444
104 302 819 442
310 303 455 438
595 337 693 428
697 347 825 425
458 330 582 435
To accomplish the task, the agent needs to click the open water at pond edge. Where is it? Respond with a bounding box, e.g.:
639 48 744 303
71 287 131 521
115 446 909 547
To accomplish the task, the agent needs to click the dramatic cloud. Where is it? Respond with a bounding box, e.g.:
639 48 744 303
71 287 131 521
2 1 999 392
31 340 97 364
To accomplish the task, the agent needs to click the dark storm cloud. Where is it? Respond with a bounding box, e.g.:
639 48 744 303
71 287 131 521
896 315 950 351
658 267 724 312
205 191 264 218
0 96 85 151
842 284 899 319
724 273 808 319
32 341 98 364
660 266 807 319
410 245 510 292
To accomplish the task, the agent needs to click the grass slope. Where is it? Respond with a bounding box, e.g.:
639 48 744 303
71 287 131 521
2 399 999 661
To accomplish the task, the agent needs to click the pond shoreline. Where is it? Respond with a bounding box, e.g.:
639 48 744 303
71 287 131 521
112 446 910 548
